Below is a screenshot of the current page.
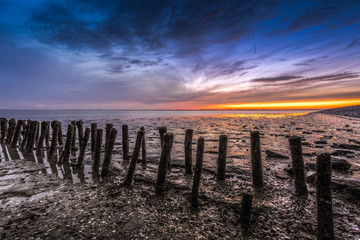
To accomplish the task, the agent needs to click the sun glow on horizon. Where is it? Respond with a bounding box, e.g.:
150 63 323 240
210 99 360 110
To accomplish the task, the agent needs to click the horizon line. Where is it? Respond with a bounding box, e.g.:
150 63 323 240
0 108 322 111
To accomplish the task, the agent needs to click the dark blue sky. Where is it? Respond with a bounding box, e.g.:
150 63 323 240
0 0 360 109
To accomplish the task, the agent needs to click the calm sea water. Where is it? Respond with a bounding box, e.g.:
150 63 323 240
0 109 315 120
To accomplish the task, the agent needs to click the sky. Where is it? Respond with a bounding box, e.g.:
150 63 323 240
0 0 360 110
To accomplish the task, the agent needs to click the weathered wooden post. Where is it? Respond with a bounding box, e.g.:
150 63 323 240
91 123 97 153
48 122 60 159
77 120 84 150
190 137 204 209
62 124 74 163
239 193 253 226
92 129 103 179
140 126 147 165
123 130 144 185
6 119 16 145
159 127 167 149
25 121 35 151
122 124 130 161
1 119 8 144
0 118 5 143
55 121 63 146
51 120 56 130
71 121 76 150
20 120 31 149
167 133 174 170
11 120 24 148
184 129 193 174
36 121 49 154
45 121 50 147
77 128 90 168
101 128 118 178
217 135 228 180
105 123 113 152
316 153 335 240
155 132 174 194
34 120 40 147
250 131 264 188
26 121 39 153
289 136 308 195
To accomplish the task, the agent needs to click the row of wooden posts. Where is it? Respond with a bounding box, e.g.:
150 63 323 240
0 117 334 239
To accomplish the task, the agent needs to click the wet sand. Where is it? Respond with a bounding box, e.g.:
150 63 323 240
1 112 360 239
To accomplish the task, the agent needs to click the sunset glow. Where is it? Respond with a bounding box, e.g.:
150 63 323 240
211 99 360 110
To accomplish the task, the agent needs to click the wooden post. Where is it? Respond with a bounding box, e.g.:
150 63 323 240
159 127 167 149
92 129 103 180
10 120 24 148
20 120 31 150
141 126 147 165
26 121 39 153
316 153 335 240
190 137 204 209
167 133 174 170
62 124 74 163
250 131 264 188
184 129 193 174
1 119 8 144
101 127 117 178
48 122 60 159
91 123 97 153
289 136 308 195
6 119 16 145
122 124 129 161
34 120 40 147
0 118 5 143
71 121 76 150
217 135 228 180
105 123 113 153
51 120 56 130
52 121 63 146
239 193 253 226
123 130 144 185
77 127 90 168
36 121 49 154
45 121 50 147
155 132 174 194
77 120 84 150
25 121 34 150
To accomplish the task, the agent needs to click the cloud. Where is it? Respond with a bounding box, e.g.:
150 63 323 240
27 0 277 53
293 56 328 66
347 37 360 48
252 73 359 88
252 75 302 82
1 0 360 109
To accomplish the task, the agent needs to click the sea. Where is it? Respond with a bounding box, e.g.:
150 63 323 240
0 109 314 120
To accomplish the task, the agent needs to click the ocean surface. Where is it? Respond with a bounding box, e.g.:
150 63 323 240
0 109 314 120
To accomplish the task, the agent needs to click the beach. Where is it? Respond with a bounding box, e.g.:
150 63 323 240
0 110 359 239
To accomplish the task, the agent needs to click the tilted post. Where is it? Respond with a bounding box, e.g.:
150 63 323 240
184 129 193 174
155 132 174 194
190 137 204 209
101 128 118 178
123 130 144 185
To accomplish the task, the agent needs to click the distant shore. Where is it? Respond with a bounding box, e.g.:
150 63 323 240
319 105 360 118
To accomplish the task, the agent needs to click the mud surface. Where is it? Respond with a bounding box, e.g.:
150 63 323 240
1 112 360 239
